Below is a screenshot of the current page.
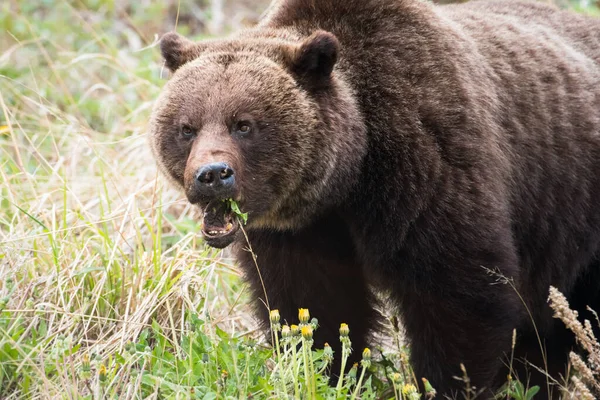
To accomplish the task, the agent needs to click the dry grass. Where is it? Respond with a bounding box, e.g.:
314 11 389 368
0 1 260 397
548 287 600 398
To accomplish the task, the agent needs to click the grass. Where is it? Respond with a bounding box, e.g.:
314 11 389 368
1 0 599 399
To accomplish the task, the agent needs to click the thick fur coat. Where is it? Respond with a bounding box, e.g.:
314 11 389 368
149 0 600 397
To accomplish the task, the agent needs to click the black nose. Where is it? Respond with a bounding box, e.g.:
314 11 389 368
194 162 235 197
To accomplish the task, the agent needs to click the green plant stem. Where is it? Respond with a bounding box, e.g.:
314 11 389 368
290 341 301 400
335 342 349 397
302 339 313 398
351 365 367 400
274 331 288 397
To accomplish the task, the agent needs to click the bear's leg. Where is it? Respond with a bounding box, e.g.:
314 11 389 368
394 241 524 399
233 214 381 372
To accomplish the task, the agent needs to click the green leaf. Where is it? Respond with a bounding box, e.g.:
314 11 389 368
526 386 540 400
227 199 248 225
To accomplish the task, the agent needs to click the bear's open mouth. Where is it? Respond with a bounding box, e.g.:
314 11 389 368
200 200 240 248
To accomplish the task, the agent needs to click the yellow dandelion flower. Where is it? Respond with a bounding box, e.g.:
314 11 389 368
301 325 313 340
298 308 310 323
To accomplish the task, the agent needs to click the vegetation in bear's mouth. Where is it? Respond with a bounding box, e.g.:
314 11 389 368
1 0 599 398
227 198 248 225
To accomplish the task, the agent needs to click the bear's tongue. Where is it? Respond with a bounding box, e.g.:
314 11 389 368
202 200 235 237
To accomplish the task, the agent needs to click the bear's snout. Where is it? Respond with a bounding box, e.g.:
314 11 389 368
193 162 236 200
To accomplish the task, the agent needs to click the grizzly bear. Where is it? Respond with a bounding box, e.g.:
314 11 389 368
149 0 600 397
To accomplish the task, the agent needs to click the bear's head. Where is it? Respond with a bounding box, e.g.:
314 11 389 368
149 30 366 248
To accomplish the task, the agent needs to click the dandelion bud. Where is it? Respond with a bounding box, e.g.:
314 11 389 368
269 309 280 324
281 325 291 338
98 364 107 383
298 308 310 323
323 343 333 364
270 309 281 332
362 347 371 361
339 323 350 337
301 325 313 340
290 324 300 337
390 372 402 384
422 378 436 395
347 363 358 383
402 383 418 396
82 354 90 372
361 347 372 368
80 353 91 380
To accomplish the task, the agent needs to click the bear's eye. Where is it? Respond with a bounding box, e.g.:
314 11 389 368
234 121 252 136
181 125 195 138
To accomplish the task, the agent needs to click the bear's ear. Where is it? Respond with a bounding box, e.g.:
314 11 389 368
289 31 340 88
160 32 205 73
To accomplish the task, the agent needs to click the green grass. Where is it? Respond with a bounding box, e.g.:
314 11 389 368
1 0 599 399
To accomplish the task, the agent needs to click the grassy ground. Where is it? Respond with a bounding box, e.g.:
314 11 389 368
1 0 599 399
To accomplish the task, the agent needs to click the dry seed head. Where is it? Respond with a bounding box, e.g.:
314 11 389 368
569 352 596 387
548 286 596 355
298 308 310 323
571 376 595 400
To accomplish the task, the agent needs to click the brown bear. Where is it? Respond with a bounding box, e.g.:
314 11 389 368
149 0 600 397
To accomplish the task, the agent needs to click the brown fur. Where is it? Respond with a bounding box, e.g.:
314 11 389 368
149 0 600 397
